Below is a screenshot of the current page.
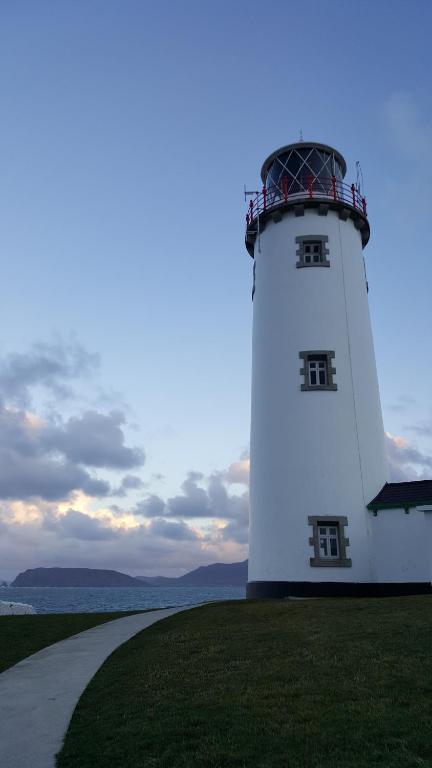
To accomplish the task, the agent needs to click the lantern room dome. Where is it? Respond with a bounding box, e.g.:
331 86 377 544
261 142 347 187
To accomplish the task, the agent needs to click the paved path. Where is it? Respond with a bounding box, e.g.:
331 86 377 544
0 606 189 768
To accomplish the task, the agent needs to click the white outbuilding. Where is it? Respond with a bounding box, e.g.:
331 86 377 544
245 141 432 597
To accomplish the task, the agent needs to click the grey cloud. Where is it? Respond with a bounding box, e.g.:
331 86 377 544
220 518 249 544
0 406 41 458
207 473 249 522
385 433 432 482
167 472 212 518
0 444 110 502
121 475 144 490
0 402 144 502
186 471 204 482
112 475 145 497
149 518 198 541
135 494 166 518
136 468 249 546
48 510 117 541
0 340 98 407
0 340 146 502
42 410 145 470
207 473 230 515
0 406 147 501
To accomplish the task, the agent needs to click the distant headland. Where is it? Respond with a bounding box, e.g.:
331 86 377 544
11 560 248 588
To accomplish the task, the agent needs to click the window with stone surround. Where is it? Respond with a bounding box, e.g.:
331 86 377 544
299 351 337 391
308 516 351 567
296 235 330 268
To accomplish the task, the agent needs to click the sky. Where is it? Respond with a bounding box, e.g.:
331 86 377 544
1 0 432 580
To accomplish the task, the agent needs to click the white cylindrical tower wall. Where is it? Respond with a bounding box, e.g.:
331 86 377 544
246 143 389 597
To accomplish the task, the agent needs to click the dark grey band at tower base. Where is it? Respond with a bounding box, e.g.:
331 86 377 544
246 581 432 598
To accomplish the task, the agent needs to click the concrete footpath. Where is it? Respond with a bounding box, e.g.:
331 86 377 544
0 606 189 768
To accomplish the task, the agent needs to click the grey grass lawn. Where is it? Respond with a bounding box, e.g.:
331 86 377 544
0 612 138 673
57 597 432 768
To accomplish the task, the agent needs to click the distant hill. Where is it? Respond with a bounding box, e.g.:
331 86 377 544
137 560 248 587
178 560 247 586
11 567 144 588
11 561 249 588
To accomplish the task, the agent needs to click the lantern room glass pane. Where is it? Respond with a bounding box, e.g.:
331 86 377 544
265 146 344 195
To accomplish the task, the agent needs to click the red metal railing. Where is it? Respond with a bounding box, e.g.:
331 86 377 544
246 175 367 228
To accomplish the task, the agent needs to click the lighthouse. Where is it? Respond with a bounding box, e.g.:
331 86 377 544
245 141 390 598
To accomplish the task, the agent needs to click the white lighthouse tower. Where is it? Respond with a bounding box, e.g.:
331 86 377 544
246 141 389 597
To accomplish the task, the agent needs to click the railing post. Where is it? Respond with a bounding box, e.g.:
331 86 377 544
362 197 367 216
246 213 250 227
262 185 267 212
332 175 337 201
351 183 356 208
282 176 288 202
249 199 254 222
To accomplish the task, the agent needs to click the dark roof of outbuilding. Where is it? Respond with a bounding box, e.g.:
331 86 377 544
368 480 432 510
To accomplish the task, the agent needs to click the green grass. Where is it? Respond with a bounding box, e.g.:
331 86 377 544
57 597 432 768
0 612 138 673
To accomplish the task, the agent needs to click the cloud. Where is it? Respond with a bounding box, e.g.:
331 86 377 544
42 410 145 469
48 509 118 541
135 466 250 545
0 406 111 500
112 474 145 497
148 518 198 541
0 452 110 501
385 432 432 482
153 469 249 522
0 341 144 503
217 518 249 545
135 494 166 518
0 339 98 407
0 403 148 501
223 459 250 485
167 472 212 518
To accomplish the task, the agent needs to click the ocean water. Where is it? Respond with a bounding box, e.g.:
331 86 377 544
0 585 245 614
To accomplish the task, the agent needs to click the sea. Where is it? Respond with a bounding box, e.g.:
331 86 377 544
0 585 246 614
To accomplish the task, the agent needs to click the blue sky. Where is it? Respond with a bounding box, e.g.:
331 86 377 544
0 0 431 579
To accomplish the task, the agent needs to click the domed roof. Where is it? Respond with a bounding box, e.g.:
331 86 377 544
260 142 347 183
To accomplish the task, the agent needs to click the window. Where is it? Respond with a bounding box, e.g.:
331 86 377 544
308 516 351 567
304 241 323 264
296 235 330 268
318 524 339 558
299 351 337 391
309 355 327 386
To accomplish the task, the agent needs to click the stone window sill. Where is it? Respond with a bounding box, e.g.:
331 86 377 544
296 261 330 268
310 557 352 568
301 384 337 391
